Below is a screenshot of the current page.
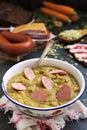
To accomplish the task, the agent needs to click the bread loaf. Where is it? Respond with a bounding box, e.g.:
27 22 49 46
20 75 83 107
0 2 33 27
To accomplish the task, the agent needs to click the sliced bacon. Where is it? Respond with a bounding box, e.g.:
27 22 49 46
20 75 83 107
26 34 50 39
41 76 52 90
24 67 35 81
67 44 87 49
11 83 26 91
69 48 87 53
56 85 71 101
75 53 87 58
20 30 50 39
74 53 87 62
66 43 87 64
50 69 67 75
30 90 48 102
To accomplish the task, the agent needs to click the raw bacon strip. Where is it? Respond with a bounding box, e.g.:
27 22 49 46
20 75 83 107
56 85 71 101
11 83 26 91
25 34 50 39
20 31 50 39
66 43 87 64
74 53 87 63
41 76 52 90
69 48 87 53
67 44 87 49
50 69 67 75
13 23 50 40
30 90 48 102
24 67 35 80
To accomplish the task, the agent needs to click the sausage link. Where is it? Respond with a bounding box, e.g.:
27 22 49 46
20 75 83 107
0 31 35 55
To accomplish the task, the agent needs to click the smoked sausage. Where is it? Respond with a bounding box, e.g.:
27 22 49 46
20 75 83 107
0 31 35 55
30 90 48 102
24 66 35 80
50 69 67 75
11 83 26 91
56 85 71 101
41 76 52 90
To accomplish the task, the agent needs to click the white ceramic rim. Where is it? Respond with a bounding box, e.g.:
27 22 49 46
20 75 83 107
2 58 85 111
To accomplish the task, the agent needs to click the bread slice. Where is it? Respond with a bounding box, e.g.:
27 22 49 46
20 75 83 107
13 23 50 39
0 2 33 26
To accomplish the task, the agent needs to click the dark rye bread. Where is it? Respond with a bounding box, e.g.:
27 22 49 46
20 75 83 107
0 2 33 27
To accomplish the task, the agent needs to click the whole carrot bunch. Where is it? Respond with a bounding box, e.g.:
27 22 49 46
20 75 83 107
40 1 79 23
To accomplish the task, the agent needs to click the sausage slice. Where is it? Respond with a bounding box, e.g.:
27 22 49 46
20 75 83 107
50 69 67 75
11 83 26 91
24 67 35 80
56 85 71 101
30 90 48 102
41 76 52 90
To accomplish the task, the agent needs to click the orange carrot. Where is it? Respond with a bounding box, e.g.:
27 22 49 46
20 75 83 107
69 14 79 22
40 7 71 23
43 1 77 16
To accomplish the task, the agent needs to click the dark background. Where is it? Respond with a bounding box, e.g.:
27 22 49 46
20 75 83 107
0 0 87 11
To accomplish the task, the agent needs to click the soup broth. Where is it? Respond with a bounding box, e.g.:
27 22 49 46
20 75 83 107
6 66 80 108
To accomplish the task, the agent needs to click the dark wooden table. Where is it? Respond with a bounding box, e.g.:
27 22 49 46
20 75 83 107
0 11 87 130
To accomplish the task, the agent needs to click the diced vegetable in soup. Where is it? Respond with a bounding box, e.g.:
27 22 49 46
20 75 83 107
6 66 80 108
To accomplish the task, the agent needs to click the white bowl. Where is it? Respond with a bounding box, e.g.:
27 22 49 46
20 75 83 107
2 58 85 118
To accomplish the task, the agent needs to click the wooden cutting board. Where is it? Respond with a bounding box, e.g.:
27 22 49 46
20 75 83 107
0 50 27 63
